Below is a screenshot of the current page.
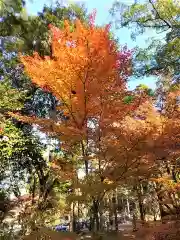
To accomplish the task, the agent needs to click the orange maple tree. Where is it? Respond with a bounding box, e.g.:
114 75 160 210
10 12 150 175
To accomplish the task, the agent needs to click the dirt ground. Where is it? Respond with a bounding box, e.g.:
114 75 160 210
80 221 180 240
23 221 180 240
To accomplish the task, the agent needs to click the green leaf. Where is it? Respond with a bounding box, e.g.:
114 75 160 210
123 95 135 104
147 89 155 96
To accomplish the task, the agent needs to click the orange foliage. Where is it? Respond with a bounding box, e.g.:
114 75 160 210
101 95 180 186
20 19 127 129
13 16 146 143
10 15 180 190
99 101 159 181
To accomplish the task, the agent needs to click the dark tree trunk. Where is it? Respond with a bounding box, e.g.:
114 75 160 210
137 183 145 223
71 202 76 232
31 175 36 204
138 200 145 222
93 200 100 231
112 195 118 231
90 215 95 231
114 208 118 231
95 211 100 231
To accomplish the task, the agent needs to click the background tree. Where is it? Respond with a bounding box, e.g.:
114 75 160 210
110 0 180 80
110 1 179 221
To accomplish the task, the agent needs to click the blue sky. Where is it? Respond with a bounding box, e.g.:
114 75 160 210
26 0 158 90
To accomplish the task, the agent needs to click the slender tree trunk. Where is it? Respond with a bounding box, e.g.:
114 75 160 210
77 201 80 222
137 183 145 223
109 209 113 231
81 141 88 175
154 182 165 222
99 202 104 231
138 200 145 222
114 208 118 231
112 194 118 231
92 200 100 231
90 214 95 231
126 198 130 219
95 211 100 231
70 202 76 232
132 211 137 232
31 175 36 205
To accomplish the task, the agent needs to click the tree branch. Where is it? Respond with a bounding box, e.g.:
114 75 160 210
149 0 172 28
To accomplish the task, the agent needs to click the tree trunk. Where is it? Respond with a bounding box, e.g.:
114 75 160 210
81 141 88 175
137 183 145 223
114 207 118 231
138 200 145 222
70 202 76 232
154 182 165 222
109 210 113 231
99 202 104 231
95 211 100 231
93 200 100 231
90 215 95 231
126 198 130 219
112 195 118 231
132 212 137 232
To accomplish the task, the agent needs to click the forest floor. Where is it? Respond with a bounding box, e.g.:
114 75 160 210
79 220 180 240
111 220 179 240
24 220 180 240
